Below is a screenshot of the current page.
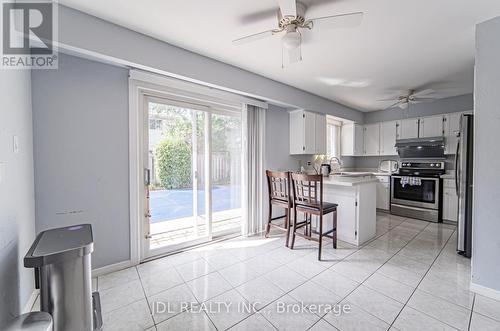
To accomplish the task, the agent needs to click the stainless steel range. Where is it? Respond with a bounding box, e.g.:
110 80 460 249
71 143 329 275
391 161 445 222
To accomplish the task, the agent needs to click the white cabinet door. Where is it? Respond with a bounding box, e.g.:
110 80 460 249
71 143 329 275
363 124 380 156
289 110 304 154
400 118 419 139
303 111 316 154
324 192 357 243
444 112 461 154
289 110 318 154
376 181 390 210
380 121 398 155
341 123 354 156
354 124 364 156
341 123 363 156
420 115 444 138
315 113 327 155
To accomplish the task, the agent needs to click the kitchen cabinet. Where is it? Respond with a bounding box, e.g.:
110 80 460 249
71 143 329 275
289 110 326 154
419 115 445 138
375 175 390 211
315 113 327 154
400 118 420 139
379 121 400 155
444 112 462 154
363 124 380 156
443 179 458 222
341 123 364 156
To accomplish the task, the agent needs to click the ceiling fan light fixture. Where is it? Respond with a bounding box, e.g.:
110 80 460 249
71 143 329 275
282 30 301 50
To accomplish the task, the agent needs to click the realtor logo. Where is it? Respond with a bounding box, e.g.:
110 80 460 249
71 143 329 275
1 0 58 69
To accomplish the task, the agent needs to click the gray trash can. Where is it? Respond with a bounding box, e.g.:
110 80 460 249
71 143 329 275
3 312 52 331
24 224 103 331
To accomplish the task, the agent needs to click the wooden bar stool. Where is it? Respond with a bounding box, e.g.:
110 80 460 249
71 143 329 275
290 173 338 260
265 170 292 247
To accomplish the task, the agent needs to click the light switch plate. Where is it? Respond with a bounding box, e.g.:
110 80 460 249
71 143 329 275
13 135 19 153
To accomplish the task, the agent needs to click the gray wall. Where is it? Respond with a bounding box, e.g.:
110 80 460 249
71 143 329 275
472 16 500 293
32 54 130 269
363 94 473 124
0 70 36 324
57 5 363 123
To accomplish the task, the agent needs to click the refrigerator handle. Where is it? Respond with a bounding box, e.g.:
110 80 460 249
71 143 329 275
455 139 460 196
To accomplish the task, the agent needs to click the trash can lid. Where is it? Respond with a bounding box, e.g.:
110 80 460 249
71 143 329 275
2 312 53 331
24 224 94 267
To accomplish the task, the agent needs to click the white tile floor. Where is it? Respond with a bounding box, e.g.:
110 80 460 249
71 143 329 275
35 213 500 331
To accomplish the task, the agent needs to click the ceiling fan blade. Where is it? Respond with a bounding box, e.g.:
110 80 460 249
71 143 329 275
411 97 436 103
279 0 297 18
377 98 399 102
309 12 363 30
412 89 435 97
232 30 278 46
385 101 403 110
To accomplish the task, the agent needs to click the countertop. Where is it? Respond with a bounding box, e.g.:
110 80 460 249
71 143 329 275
323 176 379 187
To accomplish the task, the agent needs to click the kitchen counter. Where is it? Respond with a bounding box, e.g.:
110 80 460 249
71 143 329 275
441 172 456 179
320 176 377 246
323 176 379 187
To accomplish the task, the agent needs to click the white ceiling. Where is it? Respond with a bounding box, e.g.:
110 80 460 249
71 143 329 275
59 0 500 111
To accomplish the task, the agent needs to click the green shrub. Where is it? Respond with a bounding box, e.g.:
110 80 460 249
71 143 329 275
155 139 192 189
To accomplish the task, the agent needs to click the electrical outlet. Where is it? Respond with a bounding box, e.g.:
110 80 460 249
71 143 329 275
306 161 312 166
13 135 19 153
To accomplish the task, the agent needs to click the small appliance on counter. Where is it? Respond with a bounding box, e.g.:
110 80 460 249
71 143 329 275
320 164 331 177
390 161 445 222
378 159 398 174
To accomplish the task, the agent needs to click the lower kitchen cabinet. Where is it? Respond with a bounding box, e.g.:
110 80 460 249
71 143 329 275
442 179 458 222
375 175 390 211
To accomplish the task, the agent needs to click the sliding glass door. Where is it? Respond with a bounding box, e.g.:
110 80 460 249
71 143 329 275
141 96 242 259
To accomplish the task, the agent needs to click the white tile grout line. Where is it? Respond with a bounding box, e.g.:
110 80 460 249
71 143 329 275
386 228 460 330
308 218 435 330
468 293 476 331
100 217 464 331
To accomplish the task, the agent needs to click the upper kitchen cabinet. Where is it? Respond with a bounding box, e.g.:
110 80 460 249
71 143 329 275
363 123 380 156
400 118 420 139
315 113 327 154
444 112 462 154
419 115 445 138
289 110 326 155
380 120 400 155
341 123 363 156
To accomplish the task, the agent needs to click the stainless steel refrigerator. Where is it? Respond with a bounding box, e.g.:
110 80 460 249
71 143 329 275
455 114 473 258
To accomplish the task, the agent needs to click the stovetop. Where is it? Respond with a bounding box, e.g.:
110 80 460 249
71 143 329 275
394 161 445 177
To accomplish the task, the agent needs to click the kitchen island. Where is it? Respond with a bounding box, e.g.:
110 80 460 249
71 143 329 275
319 175 378 246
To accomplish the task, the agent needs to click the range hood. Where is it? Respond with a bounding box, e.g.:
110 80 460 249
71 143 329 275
395 137 445 159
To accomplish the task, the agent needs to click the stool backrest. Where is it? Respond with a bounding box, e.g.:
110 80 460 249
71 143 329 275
291 173 323 208
266 170 291 203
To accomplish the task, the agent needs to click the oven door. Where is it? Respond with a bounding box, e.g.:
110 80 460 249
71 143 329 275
391 176 440 210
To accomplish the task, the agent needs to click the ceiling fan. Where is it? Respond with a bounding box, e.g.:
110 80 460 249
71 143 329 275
378 89 437 110
232 0 364 65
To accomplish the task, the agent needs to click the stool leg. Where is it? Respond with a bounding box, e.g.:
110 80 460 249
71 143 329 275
290 208 297 249
332 210 337 250
265 203 272 238
318 213 323 261
285 207 291 247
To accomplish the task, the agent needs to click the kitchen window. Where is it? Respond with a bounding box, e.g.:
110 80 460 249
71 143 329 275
326 117 341 157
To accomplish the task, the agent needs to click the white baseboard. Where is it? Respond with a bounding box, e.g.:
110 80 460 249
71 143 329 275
22 289 39 314
92 259 135 277
470 282 500 301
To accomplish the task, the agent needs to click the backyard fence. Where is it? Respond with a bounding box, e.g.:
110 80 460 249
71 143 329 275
150 151 235 187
